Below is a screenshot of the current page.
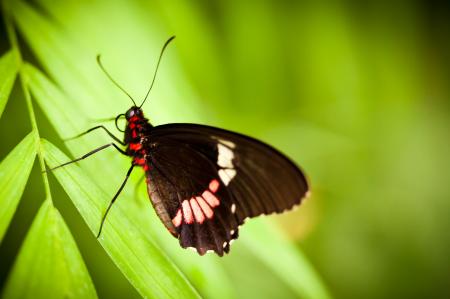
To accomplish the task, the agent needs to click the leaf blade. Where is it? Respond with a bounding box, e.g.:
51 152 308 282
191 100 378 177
0 132 36 242
2 200 98 299
0 49 19 119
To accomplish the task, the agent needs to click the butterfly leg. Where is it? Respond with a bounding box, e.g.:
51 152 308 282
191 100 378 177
97 164 135 238
65 125 125 145
46 143 127 172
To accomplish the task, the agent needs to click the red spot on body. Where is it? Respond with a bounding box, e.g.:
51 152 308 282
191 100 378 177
190 198 205 223
143 164 149 172
172 209 182 227
196 196 214 219
134 157 145 165
209 179 220 193
132 130 137 138
129 116 139 122
202 190 220 207
129 123 136 129
182 200 194 224
130 143 142 151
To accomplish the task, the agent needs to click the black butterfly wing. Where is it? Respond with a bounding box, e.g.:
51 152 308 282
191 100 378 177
145 124 309 256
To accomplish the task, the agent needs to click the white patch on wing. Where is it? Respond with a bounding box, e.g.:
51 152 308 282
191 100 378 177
212 136 236 148
219 139 236 148
217 144 234 168
214 139 237 185
231 203 236 213
219 169 236 185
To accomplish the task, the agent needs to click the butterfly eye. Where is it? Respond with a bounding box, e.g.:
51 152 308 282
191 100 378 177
125 109 135 119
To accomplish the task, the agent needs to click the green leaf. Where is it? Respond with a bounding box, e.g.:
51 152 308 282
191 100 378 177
42 140 200 299
0 49 19 119
2 199 98 299
0 132 36 242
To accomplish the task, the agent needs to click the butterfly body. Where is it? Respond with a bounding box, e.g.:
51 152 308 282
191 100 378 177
123 107 153 171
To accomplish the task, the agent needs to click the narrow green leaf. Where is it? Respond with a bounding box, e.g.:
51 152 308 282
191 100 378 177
42 140 200 299
0 49 19 119
0 132 36 241
2 200 98 299
243 219 332 299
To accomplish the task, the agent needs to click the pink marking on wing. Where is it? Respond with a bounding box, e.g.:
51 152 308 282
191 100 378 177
190 198 205 224
209 179 220 193
202 190 220 207
182 200 194 224
172 209 182 227
196 196 214 219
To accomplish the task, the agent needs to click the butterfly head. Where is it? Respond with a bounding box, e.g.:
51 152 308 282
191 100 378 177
115 106 147 134
125 106 143 121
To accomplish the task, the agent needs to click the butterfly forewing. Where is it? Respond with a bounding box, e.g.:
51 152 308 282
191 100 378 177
145 124 309 255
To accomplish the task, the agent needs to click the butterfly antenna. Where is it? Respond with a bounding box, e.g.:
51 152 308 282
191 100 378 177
97 55 137 106
139 35 176 108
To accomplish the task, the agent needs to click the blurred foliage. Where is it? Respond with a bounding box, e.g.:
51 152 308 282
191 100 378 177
0 0 449 299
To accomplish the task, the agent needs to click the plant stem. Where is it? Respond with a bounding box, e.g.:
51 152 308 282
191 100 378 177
3 3 53 203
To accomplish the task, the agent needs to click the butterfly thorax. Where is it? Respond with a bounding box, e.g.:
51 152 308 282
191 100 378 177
123 107 153 171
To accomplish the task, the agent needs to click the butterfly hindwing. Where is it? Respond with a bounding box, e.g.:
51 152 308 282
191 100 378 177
146 140 239 255
145 124 309 255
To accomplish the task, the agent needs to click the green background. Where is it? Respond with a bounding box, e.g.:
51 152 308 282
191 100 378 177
0 1 449 298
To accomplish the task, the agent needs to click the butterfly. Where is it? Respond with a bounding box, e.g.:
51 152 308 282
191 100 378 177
49 36 310 256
